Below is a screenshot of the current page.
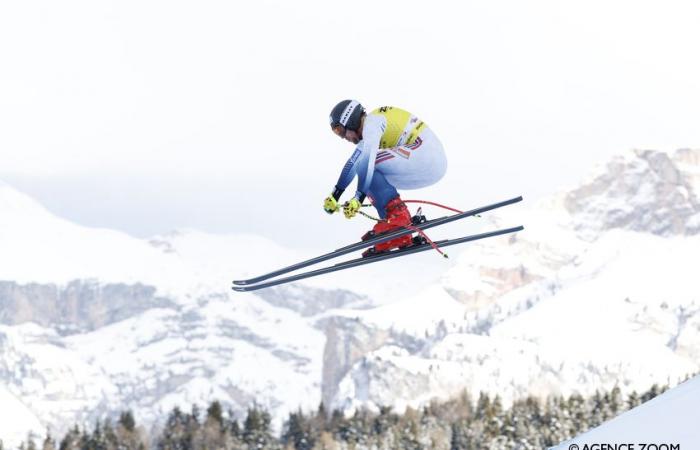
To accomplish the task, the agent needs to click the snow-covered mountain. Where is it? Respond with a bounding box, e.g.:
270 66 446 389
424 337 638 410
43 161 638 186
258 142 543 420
2 148 700 447
322 148 700 414
0 181 371 446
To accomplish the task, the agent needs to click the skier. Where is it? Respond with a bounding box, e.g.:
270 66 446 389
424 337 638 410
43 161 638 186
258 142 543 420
324 100 448 255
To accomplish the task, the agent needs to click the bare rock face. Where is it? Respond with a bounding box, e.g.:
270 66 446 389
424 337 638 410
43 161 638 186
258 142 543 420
319 316 389 410
0 280 174 335
445 264 540 311
257 285 372 317
565 149 700 239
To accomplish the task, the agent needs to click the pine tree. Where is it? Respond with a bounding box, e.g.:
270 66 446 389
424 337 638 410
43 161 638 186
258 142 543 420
157 406 193 450
608 386 624 417
41 432 56 450
484 394 504 439
243 405 276 450
566 393 587 435
589 391 606 428
642 383 665 403
328 410 348 443
542 396 569 446
206 402 224 428
347 409 371 446
119 412 136 433
86 420 109 450
372 405 397 436
627 390 641 409
25 433 38 450
195 401 227 450
103 420 119 450
225 408 242 440
421 413 450 450
450 419 476 450
474 392 491 422
58 425 81 450
115 410 148 450
78 427 91 450
396 407 421 450
310 403 327 442
283 410 315 450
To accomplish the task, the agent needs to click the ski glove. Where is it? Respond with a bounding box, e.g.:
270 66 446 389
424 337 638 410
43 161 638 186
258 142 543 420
343 198 361 219
323 196 339 214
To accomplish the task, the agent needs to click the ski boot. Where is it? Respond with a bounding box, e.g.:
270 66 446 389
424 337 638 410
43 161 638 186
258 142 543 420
361 197 415 257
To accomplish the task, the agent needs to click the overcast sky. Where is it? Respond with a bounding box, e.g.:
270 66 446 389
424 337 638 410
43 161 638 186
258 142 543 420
2 0 700 248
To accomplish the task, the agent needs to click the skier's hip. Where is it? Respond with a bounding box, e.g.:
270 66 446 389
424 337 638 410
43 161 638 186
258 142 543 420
376 127 447 189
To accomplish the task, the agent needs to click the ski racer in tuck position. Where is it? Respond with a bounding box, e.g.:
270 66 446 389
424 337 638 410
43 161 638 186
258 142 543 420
231 100 523 292
325 100 448 256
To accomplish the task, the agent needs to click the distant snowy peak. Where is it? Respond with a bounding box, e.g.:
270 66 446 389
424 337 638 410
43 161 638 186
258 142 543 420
0 183 238 298
149 228 298 268
443 148 700 316
0 181 60 225
565 148 700 239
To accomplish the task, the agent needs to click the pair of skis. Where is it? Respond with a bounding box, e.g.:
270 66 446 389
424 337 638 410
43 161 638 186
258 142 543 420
232 196 524 292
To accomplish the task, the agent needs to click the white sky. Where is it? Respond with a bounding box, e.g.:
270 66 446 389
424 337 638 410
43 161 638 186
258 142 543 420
2 0 700 247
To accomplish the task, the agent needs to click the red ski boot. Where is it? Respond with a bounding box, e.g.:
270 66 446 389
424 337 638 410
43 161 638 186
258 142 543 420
361 197 414 257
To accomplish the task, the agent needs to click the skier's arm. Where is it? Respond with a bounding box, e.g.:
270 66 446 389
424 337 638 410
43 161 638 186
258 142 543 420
328 114 385 204
323 147 361 214
354 114 385 200
331 148 362 200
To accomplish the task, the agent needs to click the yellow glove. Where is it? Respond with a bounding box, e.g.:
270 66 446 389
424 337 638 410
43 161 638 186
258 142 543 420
343 198 361 219
323 196 339 214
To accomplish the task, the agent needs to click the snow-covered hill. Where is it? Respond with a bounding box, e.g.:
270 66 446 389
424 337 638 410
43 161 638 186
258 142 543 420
553 374 700 449
2 148 700 447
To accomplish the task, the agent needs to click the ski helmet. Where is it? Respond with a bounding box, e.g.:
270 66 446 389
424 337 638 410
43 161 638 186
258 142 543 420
329 100 365 132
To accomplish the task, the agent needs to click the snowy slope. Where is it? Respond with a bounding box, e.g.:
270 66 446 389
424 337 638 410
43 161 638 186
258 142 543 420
0 295 330 446
0 181 188 292
0 180 311 299
553 374 700 449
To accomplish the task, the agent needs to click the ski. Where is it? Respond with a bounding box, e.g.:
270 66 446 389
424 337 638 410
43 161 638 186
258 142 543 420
233 196 523 286
232 225 524 292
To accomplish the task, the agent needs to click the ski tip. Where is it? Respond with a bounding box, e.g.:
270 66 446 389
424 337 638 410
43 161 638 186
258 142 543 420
231 285 248 293
232 280 249 286
443 253 449 259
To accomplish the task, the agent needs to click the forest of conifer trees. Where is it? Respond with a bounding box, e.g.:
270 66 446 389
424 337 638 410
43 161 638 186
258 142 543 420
5 383 671 450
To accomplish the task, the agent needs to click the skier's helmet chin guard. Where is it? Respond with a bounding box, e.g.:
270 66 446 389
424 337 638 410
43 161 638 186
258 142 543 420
330 100 364 134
